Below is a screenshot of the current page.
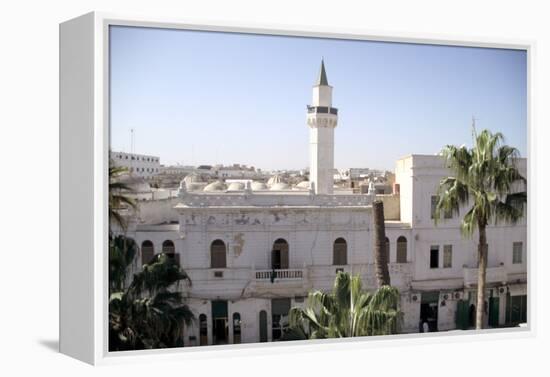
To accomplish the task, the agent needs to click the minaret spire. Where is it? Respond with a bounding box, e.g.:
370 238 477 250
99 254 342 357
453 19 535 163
316 59 329 86
307 60 338 195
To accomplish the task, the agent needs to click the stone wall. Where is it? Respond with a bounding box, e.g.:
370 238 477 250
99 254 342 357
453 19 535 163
377 194 400 221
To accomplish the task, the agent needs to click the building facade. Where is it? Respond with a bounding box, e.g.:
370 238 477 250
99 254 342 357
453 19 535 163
121 62 527 346
110 151 161 178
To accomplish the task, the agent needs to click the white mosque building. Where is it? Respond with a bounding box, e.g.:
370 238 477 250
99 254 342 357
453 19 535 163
122 61 527 346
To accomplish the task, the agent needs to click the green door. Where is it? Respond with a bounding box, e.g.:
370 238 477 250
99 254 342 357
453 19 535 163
506 295 527 325
488 297 500 327
455 300 469 330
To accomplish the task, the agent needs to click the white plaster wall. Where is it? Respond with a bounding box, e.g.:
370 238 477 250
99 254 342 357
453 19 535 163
136 198 180 224
400 295 421 333
309 125 335 194
312 85 332 106
437 297 458 331
395 157 413 224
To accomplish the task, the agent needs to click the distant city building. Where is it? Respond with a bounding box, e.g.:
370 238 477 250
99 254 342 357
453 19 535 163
110 151 160 179
159 165 196 176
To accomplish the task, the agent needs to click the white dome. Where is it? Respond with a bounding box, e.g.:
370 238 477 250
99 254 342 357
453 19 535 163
270 182 290 190
227 182 245 191
186 183 204 192
203 180 227 192
251 181 268 191
267 174 286 186
295 181 310 189
183 173 204 185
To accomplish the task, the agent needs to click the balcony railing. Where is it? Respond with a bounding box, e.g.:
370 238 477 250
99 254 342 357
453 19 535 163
463 265 507 287
255 269 304 281
306 105 338 115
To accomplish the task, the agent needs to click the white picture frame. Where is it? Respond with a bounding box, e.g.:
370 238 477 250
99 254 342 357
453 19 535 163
59 11 535 365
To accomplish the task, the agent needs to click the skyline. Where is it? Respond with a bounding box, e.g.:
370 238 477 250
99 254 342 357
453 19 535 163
110 26 527 171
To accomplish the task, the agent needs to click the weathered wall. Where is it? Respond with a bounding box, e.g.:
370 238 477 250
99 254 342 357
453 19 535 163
377 194 400 221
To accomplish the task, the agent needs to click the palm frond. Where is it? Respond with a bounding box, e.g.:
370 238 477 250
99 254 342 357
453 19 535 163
283 272 401 340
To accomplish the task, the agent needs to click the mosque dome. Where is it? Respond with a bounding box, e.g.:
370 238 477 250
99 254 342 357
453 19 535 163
270 182 290 190
267 174 286 186
227 182 245 191
183 173 204 185
186 183 204 192
203 180 227 192
251 181 268 191
295 180 310 189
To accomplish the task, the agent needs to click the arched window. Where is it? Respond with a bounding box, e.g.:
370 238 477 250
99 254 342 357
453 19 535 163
162 240 179 265
162 240 175 253
333 238 347 265
199 314 208 346
141 240 154 265
233 313 241 344
271 239 289 269
211 239 227 268
385 237 390 263
396 236 407 263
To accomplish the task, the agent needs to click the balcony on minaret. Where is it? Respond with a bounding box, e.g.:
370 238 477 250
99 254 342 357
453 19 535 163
306 105 338 115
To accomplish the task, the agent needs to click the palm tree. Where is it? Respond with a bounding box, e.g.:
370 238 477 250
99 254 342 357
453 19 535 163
373 200 391 287
109 164 137 232
435 128 526 329
109 250 194 351
282 272 401 340
109 234 138 292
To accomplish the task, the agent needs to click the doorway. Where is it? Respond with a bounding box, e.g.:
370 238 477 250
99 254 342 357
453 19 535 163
420 291 439 332
271 298 291 341
211 300 228 345
488 297 500 327
259 310 268 342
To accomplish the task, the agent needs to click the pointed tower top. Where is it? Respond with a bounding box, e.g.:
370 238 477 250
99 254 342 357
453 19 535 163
316 59 329 86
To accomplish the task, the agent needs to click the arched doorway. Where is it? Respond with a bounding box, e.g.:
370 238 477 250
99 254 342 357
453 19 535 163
199 314 208 345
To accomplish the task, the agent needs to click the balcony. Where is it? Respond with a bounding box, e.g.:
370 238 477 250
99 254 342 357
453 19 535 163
306 105 338 115
255 268 304 281
253 268 308 296
463 265 507 287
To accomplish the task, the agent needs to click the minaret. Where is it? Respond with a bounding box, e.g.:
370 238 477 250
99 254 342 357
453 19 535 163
307 59 338 195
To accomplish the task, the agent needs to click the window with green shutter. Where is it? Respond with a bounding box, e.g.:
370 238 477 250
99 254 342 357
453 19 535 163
443 245 452 268
513 242 523 264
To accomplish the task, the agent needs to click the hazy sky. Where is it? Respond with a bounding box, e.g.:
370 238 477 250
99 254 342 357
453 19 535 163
110 26 527 171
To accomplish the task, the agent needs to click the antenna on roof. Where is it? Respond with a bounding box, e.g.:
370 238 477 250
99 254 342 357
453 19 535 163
130 128 135 154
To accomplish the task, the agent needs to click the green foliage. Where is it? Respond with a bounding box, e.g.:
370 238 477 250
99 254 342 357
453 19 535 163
435 128 526 236
282 272 401 340
109 237 194 351
109 235 138 292
109 164 137 232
